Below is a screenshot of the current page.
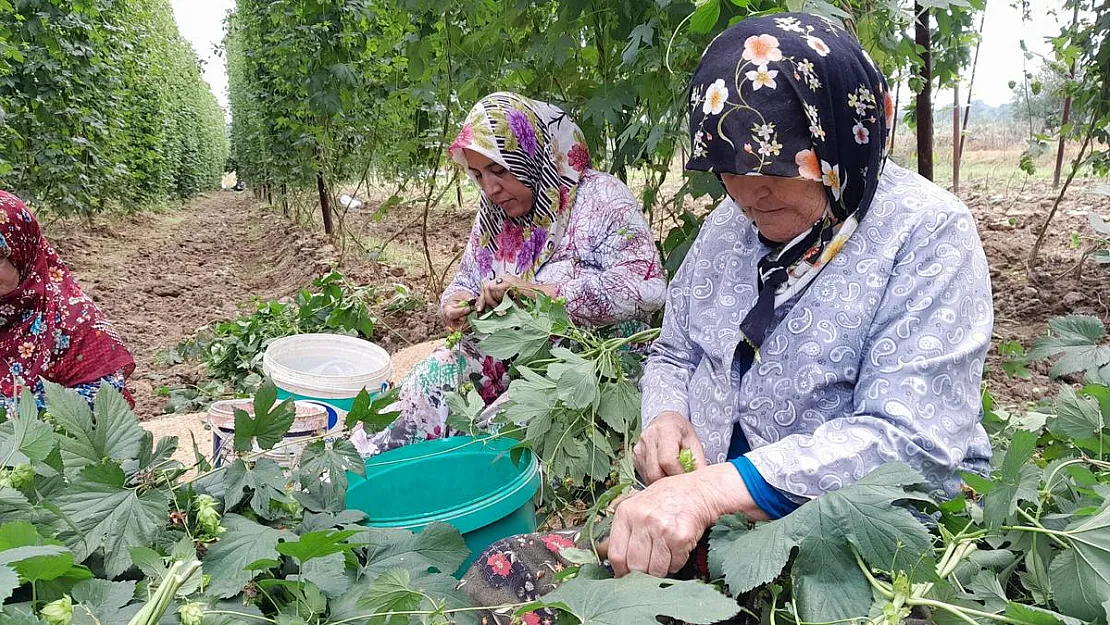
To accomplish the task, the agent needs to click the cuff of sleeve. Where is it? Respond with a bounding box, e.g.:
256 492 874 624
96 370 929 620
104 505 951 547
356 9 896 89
730 456 801 520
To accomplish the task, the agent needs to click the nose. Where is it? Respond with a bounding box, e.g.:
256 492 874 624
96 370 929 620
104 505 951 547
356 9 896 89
477 176 502 199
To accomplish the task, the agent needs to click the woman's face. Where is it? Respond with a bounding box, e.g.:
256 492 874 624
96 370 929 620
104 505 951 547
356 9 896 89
721 174 827 243
463 148 534 218
0 258 19 297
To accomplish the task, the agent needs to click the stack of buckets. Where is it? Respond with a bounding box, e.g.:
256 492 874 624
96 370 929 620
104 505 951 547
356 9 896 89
207 332 542 576
207 333 393 467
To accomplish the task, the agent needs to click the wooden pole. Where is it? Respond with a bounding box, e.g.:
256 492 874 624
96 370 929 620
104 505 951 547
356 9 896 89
914 2 934 181
959 7 987 159
953 81 961 193
1053 2 1081 188
317 173 335 235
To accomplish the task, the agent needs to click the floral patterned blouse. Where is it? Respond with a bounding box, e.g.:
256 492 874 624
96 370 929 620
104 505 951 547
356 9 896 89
443 170 667 326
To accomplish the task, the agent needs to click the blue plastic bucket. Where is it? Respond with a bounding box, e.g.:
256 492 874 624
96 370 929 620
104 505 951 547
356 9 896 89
345 436 540 576
262 334 393 430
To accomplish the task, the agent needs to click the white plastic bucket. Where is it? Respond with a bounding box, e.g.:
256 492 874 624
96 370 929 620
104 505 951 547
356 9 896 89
262 334 393 430
208 399 330 467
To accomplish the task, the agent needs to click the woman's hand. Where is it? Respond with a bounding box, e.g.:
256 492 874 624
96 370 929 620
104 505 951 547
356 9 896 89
476 276 557 312
441 293 475 332
634 411 707 485
602 464 767 577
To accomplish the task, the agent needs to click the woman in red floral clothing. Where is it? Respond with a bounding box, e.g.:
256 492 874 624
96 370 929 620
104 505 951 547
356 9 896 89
0 191 135 411
350 93 666 456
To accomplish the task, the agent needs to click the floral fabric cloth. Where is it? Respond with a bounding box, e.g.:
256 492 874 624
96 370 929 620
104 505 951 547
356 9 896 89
686 13 893 350
641 162 994 500
0 191 134 408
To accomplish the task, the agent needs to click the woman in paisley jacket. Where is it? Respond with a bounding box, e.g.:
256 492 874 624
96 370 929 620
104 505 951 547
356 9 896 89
459 15 992 612
606 12 994 577
351 92 666 456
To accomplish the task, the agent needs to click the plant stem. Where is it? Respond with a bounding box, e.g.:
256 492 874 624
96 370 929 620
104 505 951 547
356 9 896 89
202 611 277 624
853 551 894 599
1014 508 1071 549
1000 519 1071 550
326 602 529 625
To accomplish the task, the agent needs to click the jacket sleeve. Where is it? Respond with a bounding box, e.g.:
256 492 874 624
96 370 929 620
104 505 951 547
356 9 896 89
745 204 994 499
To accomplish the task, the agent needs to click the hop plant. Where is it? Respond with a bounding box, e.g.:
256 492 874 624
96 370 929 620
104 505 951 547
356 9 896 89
178 601 206 625
678 449 696 473
40 595 73 625
193 494 224 537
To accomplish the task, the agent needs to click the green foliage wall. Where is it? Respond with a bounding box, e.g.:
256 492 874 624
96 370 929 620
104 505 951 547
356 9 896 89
0 0 229 216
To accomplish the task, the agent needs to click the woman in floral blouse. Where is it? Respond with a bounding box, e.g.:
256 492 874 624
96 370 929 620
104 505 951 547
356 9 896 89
351 92 666 456
459 14 992 620
0 190 135 411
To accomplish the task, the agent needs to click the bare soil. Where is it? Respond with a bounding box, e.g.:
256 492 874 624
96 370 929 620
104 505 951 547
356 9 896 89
42 179 1110 420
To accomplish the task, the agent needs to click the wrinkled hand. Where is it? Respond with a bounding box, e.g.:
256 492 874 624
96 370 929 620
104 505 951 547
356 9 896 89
441 293 474 332
601 464 765 577
477 276 557 312
634 411 707 485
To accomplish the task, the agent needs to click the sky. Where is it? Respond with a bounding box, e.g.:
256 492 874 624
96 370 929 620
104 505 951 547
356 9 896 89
170 0 1069 113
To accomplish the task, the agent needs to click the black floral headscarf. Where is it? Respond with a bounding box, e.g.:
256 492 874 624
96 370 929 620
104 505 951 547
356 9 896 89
687 12 894 349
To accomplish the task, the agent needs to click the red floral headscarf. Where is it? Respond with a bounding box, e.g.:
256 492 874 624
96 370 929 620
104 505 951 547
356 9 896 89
0 191 134 400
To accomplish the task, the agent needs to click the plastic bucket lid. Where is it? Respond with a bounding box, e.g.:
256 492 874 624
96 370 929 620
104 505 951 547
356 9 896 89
263 334 392 400
345 436 539 534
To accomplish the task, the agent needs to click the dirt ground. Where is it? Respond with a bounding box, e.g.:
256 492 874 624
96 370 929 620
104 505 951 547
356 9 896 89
43 177 1110 422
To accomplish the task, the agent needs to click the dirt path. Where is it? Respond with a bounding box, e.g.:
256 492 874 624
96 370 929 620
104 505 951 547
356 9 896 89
48 191 339 418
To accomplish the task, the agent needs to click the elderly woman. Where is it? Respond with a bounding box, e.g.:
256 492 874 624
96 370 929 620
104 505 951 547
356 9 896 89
0 191 135 410
460 13 992 619
351 92 666 456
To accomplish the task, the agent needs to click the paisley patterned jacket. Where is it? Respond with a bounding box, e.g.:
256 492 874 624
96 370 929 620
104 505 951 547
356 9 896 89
641 163 994 500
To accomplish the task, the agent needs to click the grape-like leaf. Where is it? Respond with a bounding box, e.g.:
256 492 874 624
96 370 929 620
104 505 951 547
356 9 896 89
360 523 468 578
0 565 18 604
344 388 400 434
234 380 296 452
1047 504 1110 621
203 514 286 598
55 462 168 578
983 429 1040 527
709 462 934 623
71 578 137 625
0 406 55 467
223 458 295 518
1050 386 1105 442
539 571 739 625
298 439 364 499
1004 602 1085 625
0 521 75 583
1029 316 1110 379
277 530 363 564
45 383 144 474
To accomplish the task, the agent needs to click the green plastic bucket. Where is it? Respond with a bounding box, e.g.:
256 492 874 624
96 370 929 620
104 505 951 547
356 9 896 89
345 436 540 576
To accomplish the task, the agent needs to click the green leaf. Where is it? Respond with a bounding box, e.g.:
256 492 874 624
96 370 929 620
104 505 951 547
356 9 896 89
983 429 1040 527
277 530 362 564
549 360 599 410
709 463 933 623
1030 316 1110 379
300 551 350 598
71 578 137 625
46 383 144 473
298 439 364 498
344 388 400 434
202 514 286 599
1004 602 1085 625
1048 504 1110 621
0 522 75 583
223 458 294 517
126 546 166 580
1051 386 1105 441
55 462 169 578
358 568 423 625
540 571 739 624
0 408 55 467
233 386 295 452
598 378 640 435
689 0 721 34
361 523 468 578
